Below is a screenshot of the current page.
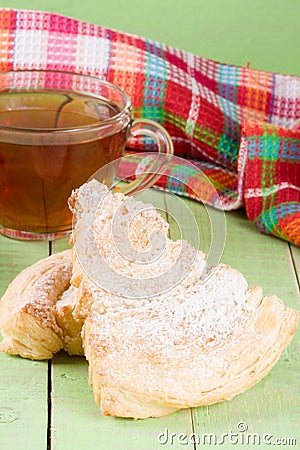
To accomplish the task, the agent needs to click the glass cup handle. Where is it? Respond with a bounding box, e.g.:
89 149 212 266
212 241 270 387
118 118 174 195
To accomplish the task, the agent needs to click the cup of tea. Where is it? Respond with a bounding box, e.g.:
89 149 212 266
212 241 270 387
0 70 173 240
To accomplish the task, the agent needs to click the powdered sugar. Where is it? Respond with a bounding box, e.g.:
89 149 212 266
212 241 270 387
72 180 204 298
86 264 255 368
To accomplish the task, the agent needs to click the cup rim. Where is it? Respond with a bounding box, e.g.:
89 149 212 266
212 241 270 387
0 69 132 134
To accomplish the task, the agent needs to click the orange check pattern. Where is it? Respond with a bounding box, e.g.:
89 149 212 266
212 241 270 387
0 8 299 245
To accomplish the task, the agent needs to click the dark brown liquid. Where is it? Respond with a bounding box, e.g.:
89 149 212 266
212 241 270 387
0 91 127 233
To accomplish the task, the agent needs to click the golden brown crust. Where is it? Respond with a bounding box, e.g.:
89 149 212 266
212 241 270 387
1 180 298 420
69 180 299 419
55 285 83 356
83 278 299 418
0 250 76 360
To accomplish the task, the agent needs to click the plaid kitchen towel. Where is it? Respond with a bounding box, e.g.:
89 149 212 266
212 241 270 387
241 120 300 246
0 9 299 245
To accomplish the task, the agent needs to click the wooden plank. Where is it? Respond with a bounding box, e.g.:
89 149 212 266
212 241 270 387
50 189 194 450
177 198 298 304
51 353 194 450
51 237 71 254
0 236 49 295
290 245 300 290
221 209 299 306
161 194 299 448
0 235 49 450
186 207 300 449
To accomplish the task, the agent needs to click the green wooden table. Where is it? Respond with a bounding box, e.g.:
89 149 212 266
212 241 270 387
0 1 299 449
0 189 299 450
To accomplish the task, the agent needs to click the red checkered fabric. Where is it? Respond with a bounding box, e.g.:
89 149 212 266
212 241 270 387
0 8 299 245
241 120 300 246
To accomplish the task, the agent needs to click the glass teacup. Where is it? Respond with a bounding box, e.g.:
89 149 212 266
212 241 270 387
0 70 173 240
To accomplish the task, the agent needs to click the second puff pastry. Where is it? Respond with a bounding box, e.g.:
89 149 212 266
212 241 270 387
70 180 299 419
0 249 82 359
0 179 298 420
83 266 298 418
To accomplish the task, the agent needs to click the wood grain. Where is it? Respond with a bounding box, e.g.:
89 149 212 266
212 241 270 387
0 235 49 450
0 191 299 450
50 189 194 450
189 208 300 450
290 245 300 291
51 353 194 450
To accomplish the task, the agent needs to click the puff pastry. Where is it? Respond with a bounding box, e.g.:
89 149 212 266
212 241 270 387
83 264 298 418
70 179 207 317
55 284 83 356
0 179 298 420
0 250 82 359
71 180 299 419
69 179 170 293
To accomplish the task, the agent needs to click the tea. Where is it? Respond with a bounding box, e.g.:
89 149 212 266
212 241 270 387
0 90 127 235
